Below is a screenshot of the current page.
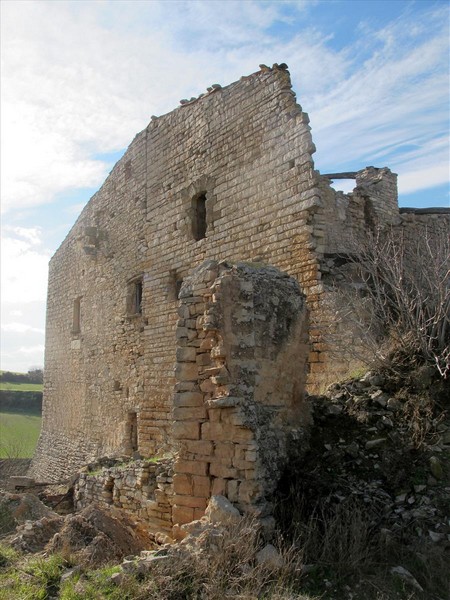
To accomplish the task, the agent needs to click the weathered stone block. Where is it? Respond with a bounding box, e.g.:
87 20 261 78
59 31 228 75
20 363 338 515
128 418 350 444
172 505 194 526
211 477 227 496
173 494 208 509
173 473 192 495
192 475 211 498
173 407 208 421
173 392 204 407
238 480 261 504
201 422 253 442
175 363 199 381
183 440 213 456
214 442 235 459
172 421 200 440
209 462 238 479
175 459 209 476
176 347 197 362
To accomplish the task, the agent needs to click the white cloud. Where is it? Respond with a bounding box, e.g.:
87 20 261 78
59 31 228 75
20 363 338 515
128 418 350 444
398 164 450 196
2 0 447 215
0 0 448 372
16 345 46 355
0 228 51 304
2 226 45 246
297 8 449 198
1 323 45 334
0 0 351 215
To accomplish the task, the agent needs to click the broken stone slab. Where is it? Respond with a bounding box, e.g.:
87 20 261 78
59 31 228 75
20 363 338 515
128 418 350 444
429 456 443 479
207 396 240 408
390 566 423 592
204 495 242 524
255 543 283 569
8 476 36 489
110 571 125 585
365 438 386 450
387 398 402 411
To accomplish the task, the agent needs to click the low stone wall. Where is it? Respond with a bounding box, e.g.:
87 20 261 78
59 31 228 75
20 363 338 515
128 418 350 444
74 457 173 539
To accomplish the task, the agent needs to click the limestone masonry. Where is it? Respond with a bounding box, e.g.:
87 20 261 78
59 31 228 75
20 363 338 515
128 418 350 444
31 65 449 534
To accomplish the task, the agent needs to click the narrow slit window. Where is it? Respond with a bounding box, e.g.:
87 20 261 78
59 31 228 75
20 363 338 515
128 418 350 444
72 298 81 334
169 269 183 300
127 277 143 315
126 412 138 453
192 193 207 241
134 280 143 314
175 278 183 298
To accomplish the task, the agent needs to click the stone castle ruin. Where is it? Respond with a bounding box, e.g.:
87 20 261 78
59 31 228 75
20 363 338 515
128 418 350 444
31 64 449 537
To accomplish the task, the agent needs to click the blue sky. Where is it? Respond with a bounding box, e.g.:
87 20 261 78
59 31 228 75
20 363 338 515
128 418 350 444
1 0 449 371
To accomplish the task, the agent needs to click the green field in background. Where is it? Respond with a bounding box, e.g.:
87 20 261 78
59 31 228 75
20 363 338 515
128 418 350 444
0 382 43 392
0 412 42 458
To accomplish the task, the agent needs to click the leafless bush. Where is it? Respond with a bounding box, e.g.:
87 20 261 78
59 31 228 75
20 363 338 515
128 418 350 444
324 225 449 378
135 517 308 600
276 488 378 578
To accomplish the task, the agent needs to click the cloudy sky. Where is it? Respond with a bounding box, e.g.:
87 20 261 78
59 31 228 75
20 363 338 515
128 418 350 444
1 0 449 372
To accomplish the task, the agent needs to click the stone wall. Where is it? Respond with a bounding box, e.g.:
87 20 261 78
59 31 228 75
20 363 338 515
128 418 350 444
299 167 402 384
309 178 450 383
32 65 321 480
74 457 173 540
171 261 310 534
31 62 450 483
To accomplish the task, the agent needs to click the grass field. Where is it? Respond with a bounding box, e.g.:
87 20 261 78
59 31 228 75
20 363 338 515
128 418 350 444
0 382 43 392
0 412 42 458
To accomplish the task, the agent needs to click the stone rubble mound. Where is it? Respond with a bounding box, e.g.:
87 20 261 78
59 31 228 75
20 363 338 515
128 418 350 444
3 501 155 565
46 504 155 565
0 491 60 537
301 372 450 548
119 495 283 578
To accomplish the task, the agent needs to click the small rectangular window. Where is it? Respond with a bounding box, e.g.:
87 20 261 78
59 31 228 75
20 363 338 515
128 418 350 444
72 298 81 334
127 277 143 315
175 278 183 298
169 269 183 301
126 411 138 454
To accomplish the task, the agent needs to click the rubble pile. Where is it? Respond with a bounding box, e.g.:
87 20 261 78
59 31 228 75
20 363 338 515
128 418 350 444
283 371 450 550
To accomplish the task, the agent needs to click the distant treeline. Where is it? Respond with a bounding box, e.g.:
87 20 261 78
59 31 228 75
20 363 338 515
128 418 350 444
0 390 42 414
0 368 43 384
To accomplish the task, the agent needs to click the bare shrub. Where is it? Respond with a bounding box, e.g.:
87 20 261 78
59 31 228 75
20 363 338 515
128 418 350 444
135 517 309 600
276 488 379 579
323 225 450 379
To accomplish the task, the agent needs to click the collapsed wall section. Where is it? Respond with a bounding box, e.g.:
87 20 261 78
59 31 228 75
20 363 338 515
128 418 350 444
308 170 450 383
171 261 311 535
303 167 401 384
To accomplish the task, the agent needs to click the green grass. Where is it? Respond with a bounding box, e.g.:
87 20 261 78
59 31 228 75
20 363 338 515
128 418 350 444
0 382 43 392
0 411 42 458
0 550 70 600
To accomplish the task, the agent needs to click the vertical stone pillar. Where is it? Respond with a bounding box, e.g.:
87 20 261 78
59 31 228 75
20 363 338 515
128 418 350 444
355 167 399 225
171 260 310 535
